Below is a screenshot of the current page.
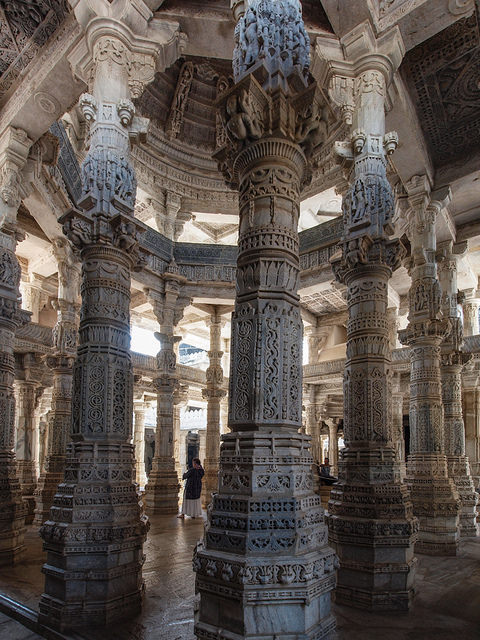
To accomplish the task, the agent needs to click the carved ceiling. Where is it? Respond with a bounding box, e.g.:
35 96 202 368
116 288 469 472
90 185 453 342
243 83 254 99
401 9 480 168
300 287 346 316
0 0 71 100
137 56 232 152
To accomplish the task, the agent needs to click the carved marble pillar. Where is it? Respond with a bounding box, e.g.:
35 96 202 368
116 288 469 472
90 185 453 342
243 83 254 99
202 312 226 506
133 399 148 488
463 379 480 488
326 418 339 477
38 18 157 630
322 22 417 611
0 226 28 564
194 3 336 637
34 246 80 525
437 243 478 537
399 180 460 555
15 380 40 496
144 273 189 514
0 125 32 564
462 293 480 337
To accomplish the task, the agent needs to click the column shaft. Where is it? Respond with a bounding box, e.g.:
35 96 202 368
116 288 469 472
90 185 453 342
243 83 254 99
133 402 147 488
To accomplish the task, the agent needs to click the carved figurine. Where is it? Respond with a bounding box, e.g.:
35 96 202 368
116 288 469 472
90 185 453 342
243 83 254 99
225 89 262 142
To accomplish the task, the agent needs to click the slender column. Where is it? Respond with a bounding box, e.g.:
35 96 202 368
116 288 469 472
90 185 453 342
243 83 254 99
195 4 336 637
437 243 478 537
39 21 152 631
391 379 406 481
202 311 226 506
320 21 417 610
34 245 80 524
133 400 147 488
15 381 40 494
399 180 460 555
326 419 339 477
144 274 189 514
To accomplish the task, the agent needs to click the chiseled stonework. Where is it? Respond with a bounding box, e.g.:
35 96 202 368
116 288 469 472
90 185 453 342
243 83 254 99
324 21 418 611
39 25 149 631
399 179 461 556
194 2 337 638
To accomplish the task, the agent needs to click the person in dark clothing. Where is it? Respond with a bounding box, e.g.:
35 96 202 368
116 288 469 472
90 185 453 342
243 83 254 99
178 457 204 519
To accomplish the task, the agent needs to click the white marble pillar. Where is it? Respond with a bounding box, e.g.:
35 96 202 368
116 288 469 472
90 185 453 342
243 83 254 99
462 294 480 337
437 242 478 537
133 400 147 488
399 180 460 556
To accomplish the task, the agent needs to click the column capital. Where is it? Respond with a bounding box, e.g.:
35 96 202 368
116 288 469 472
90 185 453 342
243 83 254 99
68 1 185 97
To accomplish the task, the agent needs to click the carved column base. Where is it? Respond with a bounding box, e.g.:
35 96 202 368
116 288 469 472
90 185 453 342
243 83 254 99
39 442 148 631
327 448 418 612
0 453 26 565
406 454 460 556
446 455 479 537
144 460 180 514
194 431 337 639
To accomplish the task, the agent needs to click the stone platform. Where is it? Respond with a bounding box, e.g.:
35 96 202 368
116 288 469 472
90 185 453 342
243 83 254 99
0 515 479 639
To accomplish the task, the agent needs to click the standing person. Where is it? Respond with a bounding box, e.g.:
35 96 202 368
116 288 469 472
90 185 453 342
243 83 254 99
178 458 204 519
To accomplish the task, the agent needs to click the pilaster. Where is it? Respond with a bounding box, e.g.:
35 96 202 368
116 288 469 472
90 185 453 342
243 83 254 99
133 399 148 488
195 3 336 637
399 181 460 556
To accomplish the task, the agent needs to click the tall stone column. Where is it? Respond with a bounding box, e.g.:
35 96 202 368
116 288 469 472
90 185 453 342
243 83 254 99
34 244 80 524
437 243 478 537
144 273 189 514
15 380 40 495
399 179 460 555
133 399 148 488
202 311 226 506
37 9 172 627
326 418 339 477
194 3 336 637
317 21 418 611
0 123 32 561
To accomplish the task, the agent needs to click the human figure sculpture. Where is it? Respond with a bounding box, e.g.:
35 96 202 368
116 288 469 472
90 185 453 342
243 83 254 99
225 89 262 142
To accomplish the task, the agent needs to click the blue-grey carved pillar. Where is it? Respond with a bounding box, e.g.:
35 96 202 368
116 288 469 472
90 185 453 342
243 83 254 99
39 28 149 631
194 3 336 638
323 22 418 611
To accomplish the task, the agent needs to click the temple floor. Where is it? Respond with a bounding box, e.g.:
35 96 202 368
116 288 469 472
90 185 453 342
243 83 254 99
0 515 479 640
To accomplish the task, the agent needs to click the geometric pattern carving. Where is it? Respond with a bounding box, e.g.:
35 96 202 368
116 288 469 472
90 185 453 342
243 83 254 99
0 1 70 99
402 12 480 167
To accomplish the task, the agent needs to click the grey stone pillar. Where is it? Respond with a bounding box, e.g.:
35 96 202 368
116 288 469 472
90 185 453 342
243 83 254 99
202 312 226 506
0 223 29 565
133 399 147 488
399 180 460 556
437 243 478 537
326 418 339 478
39 26 150 631
321 23 417 611
194 3 336 637
144 274 189 514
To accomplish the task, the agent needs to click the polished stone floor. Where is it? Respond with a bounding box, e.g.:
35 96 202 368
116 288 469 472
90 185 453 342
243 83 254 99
0 514 479 639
